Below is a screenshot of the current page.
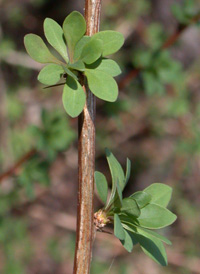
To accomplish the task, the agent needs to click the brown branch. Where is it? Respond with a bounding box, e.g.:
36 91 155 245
73 1 102 274
0 148 36 183
162 12 200 49
118 12 200 90
118 67 140 90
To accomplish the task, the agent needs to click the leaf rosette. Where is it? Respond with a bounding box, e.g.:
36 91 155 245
94 148 177 266
24 11 124 117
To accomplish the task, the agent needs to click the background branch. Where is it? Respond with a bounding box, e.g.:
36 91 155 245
118 12 200 90
0 148 36 183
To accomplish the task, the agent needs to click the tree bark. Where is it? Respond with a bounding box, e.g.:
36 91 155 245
73 1 101 274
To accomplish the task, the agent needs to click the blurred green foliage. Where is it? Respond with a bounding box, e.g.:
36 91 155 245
171 0 199 24
30 109 75 160
0 0 200 272
0 217 31 274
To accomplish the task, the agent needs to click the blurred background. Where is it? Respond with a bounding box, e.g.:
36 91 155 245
0 0 200 273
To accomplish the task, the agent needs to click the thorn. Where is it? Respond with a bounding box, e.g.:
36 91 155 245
43 82 65 89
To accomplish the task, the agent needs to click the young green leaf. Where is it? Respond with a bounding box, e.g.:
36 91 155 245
24 34 62 64
130 191 151 209
74 36 91 61
44 18 69 63
104 151 124 210
62 76 85 117
125 158 131 185
38 64 64 85
144 183 172 207
137 227 172 245
115 178 123 206
80 38 102 64
121 198 141 217
120 230 138 253
114 214 125 240
120 230 133 253
94 171 108 204
106 179 117 210
138 203 177 229
63 11 86 61
68 60 85 71
62 65 78 80
134 233 168 266
119 215 139 229
92 30 124 56
85 69 118 102
105 148 125 191
86 58 122 77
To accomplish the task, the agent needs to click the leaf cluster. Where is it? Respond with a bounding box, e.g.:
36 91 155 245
17 155 50 199
18 109 75 198
24 11 124 117
95 149 177 266
133 50 182 95
171 0 198 24
29 109 75 160
0 217 30 274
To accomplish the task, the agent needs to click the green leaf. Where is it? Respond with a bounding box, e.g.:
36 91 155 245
24 34 62 64
63 11 86 61
120 230 138 252
134 233 168 266
86 58 121 77
62 76 85 117
125 158 131 185
130 191 151 209
74 36 91 61
138 203 177 229
119 215 139 229
44 18 69 63
115 178 123 206
137 227 172 245
37 64 64 85
92 31 124 56
106 180 117 210
144 183 172 207
68 60 85 71
94 171 108 204
62 65 78 80
85 69 118 102
120 230 133 252
80 38 102 64
114 214 125 240
105 148 125 191
121 198 141 218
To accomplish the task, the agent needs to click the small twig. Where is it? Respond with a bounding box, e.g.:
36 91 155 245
43 82 65 89
118 67 140 90
0 148 36 183
97 229 113 235
162 12 200 49
118 12 200 90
